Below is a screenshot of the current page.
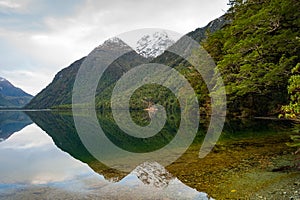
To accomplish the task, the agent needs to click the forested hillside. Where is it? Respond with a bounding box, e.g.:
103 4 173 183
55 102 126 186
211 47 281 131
203 0 300 117
25 0 300 118
25 17 226 111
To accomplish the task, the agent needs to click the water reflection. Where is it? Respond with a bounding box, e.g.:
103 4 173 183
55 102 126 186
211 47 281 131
17 111 212 199
26 111 126 180
27 110 193 176
26 111 295 176
0 110 295 199
0 124 103 185
0 111 32 142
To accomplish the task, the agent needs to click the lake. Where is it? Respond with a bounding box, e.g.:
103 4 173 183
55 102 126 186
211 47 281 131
0 110 298 199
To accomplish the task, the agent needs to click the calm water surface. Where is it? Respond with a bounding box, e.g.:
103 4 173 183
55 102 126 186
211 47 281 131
0 110 295 199
0 111 212 199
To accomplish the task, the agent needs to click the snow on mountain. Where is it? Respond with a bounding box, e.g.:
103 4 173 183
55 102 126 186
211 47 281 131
131 161 173 188
97 37 133 51
135 32 175 58
0 77 6 82
116 161 212 199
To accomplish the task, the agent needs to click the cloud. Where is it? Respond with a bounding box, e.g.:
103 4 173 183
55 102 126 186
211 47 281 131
0 1 21 9
0 69 51 95
0 0 229 95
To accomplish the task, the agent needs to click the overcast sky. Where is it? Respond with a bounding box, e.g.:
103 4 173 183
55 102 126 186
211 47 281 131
0 0 229 95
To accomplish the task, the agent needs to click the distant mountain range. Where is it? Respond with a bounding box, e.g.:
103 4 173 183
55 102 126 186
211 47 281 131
0 77 33 108
26 15 227 110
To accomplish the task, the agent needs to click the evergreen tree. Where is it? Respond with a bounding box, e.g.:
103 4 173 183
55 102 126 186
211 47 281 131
204 0 300 116
280 63 300 119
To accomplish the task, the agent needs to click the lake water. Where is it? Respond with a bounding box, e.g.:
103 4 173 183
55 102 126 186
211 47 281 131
0 110 296 199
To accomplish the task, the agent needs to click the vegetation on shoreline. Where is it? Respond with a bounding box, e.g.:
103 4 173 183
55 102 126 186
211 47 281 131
25 0 300 120
203 0 300 117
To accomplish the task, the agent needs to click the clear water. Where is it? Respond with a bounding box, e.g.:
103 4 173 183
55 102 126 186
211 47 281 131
0 110 295 199
0 111 212 199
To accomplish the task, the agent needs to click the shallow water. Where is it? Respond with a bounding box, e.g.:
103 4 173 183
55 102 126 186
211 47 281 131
0 110 297 199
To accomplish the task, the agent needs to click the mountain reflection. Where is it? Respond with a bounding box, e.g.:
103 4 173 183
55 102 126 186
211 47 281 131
26 111 127 181
26 110 185 179
12 110 212 199
0 111 32 142
0 124 99 185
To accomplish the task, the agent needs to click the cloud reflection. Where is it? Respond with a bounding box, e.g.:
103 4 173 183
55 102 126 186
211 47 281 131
0 124 102 185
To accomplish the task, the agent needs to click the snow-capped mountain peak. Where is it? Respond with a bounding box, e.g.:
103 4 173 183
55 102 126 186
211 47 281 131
99 37 132 51
135 31 175 58
0 77 6 82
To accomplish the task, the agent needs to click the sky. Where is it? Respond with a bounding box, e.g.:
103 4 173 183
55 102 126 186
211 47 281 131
0 0 230 95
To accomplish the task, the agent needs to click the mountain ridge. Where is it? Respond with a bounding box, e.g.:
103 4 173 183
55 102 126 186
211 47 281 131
0 77 33 108
25 15 227 110
26 38 148 109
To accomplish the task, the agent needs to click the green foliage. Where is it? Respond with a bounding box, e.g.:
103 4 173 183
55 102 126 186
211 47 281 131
280 63 300 119
27 52 148 110
286 135 300 147
27 0 300 118
204 0 300 117
25 15 227 112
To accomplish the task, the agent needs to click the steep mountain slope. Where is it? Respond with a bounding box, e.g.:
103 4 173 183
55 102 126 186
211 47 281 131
26 57 85 109
152 15 227 67
26 38 148 109
0 94 14 107
129 15 228 111
26 16 227 110
187 15 228 42
0 77 33 108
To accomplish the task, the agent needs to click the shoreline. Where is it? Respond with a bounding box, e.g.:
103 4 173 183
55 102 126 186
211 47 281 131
167 133 300 199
